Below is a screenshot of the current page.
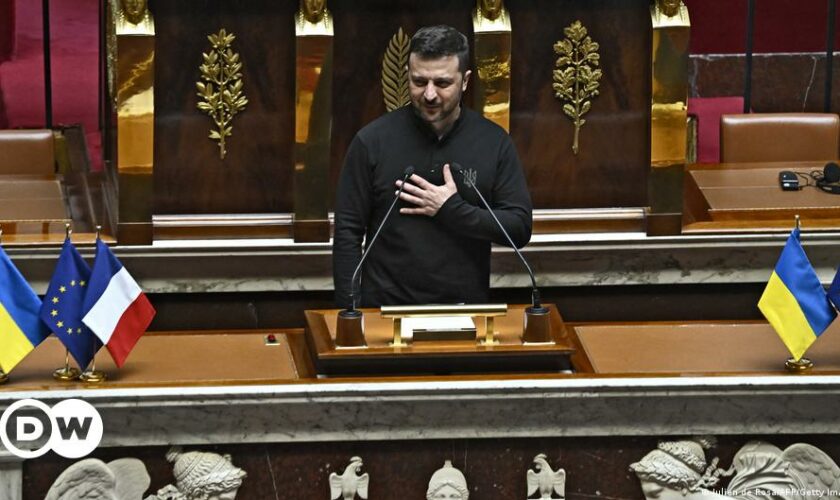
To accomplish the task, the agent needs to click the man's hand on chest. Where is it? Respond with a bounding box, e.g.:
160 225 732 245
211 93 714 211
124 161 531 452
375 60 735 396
396 163 458 217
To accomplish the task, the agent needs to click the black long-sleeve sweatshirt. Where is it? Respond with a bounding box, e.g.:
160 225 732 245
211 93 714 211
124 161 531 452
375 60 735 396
333 105 533 308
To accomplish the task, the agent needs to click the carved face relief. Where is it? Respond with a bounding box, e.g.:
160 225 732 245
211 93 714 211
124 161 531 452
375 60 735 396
478 0 503 20
302 0 327 23
639 480 709 500
431 484 464 500
208 489 239 500
120 0 146 24
658 0 681 17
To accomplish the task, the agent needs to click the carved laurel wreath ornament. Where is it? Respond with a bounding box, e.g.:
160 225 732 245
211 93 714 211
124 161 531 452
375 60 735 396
553 20 602 155
381 28 411 112
196 29 248 160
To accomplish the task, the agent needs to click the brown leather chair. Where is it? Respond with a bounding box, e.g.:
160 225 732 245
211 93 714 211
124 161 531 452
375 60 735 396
0 129 56 175
719 113 840 163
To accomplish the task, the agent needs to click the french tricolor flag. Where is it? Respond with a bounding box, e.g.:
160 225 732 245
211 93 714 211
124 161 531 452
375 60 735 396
82 240 155 368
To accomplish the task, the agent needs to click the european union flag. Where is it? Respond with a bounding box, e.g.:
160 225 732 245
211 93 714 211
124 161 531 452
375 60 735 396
39 238 101 369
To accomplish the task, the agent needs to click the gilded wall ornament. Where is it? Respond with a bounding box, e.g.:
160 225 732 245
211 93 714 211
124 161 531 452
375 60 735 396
329 456 369 499
631 437 840 500
658 0 683 18
526 454 566 499
120 0 147 25
478 0 504 21
553 21 602 155
382 28 411 112
301 0 328 24
196 29 248 160
296 0 333 36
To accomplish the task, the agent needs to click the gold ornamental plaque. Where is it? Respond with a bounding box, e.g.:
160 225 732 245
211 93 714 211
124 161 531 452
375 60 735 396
553 21 602 155
196 29 248 160
382 28 410 112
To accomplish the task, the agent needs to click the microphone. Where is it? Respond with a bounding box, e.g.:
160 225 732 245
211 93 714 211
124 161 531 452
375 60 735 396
449 163 552 343
336 166 415 347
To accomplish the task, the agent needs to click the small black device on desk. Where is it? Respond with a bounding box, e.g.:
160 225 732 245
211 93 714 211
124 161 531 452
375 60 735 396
778 171 800 191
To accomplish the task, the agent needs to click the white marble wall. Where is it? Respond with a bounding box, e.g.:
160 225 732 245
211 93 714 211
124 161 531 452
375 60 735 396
1 376 839 449
7 231 840 294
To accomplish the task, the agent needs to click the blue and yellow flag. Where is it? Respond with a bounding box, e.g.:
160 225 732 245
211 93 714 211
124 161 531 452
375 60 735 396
0 245 50 373
39 238 102 369
758 228 837 360
827 267 840 311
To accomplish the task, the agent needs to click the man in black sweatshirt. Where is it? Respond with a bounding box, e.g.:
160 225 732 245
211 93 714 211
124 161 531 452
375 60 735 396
333 25 532 308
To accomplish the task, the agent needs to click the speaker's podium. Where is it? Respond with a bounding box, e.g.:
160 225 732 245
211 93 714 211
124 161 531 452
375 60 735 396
304 304 575 376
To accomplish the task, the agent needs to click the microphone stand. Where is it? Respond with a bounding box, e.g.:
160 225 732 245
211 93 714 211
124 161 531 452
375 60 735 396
336 167 415 347
451 164 553 344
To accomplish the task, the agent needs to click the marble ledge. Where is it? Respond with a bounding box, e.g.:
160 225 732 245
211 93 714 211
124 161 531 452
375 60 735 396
2 376 840 446
6 231 840 293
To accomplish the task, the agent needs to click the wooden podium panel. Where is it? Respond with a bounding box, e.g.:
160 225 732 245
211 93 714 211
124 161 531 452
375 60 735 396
576 321 840 374
305 304 575 376
0 331 309 391
683 161 840 231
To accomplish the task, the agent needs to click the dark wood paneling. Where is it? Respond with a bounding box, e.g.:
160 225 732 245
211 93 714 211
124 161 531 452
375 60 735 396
329 0 477 207
153 0 296 214
510 0 651 209
153 1 650 215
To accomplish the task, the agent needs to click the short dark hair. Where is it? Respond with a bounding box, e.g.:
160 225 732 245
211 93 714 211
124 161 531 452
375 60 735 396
409 25 469 74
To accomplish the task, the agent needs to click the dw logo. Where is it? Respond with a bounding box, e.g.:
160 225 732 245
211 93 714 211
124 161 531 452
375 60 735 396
0 399 103 459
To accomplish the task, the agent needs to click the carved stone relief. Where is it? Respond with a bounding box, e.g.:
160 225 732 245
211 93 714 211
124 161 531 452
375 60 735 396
329 456 369 499
527 453 566 499
45 458 150 500
145 446 247 500
631 437 840 500
427 460 470 500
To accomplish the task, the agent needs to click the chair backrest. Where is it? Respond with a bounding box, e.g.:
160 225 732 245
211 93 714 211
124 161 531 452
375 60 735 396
0 129 56 175
720 113 840 163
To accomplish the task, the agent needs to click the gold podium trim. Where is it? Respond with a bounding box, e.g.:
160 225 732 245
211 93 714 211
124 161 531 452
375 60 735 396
381 303 508 346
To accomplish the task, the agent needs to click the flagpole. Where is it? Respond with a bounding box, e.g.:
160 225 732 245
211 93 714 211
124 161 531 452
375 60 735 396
0 227 5 383
53 350 81 381
52 223 82 381
80 225 107 383
80 356 106 383
785 214 814 373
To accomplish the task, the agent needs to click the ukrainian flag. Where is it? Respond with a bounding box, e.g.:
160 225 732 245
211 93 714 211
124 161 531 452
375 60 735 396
0 245 50 373
758 228 837 360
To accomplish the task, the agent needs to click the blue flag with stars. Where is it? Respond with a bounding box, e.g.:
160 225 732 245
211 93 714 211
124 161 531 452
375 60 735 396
39 238 101 369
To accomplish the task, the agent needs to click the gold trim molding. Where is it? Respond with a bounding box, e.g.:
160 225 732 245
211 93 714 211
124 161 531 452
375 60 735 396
196 29 248 160
473 0 512 131
553 21 602 155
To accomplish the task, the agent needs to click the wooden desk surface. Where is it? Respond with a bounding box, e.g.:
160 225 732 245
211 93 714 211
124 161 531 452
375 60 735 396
0 176 67 220
576 320 840 374
0 330 311 391
684 161 840 231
